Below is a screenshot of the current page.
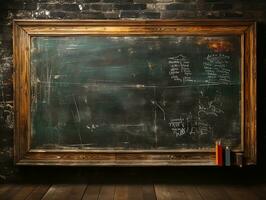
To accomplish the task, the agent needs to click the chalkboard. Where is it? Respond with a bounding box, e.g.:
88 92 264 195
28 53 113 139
30 35 241 150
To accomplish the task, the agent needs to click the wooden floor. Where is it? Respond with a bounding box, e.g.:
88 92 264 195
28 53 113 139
1 182 266 200
1 168 266 200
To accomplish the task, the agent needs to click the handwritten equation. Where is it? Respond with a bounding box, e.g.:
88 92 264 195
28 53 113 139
203 54 231 84
168 55 193 84
168 88 224 138
169 115 214 138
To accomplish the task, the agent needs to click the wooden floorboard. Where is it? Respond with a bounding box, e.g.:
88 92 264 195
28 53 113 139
155 184 203 200
0 184 11 197
98 185 115 200
113 184 157 200
141 184 156 200
126 185 143 200
25 184 51 200
223 184 261 200
250 184 266 199
82 184 101 200
195 185 231 200
41 183 87 200
0 184 17 200
0 184 37 200
114 185 128 200
180 185 203 200
155 184 184 200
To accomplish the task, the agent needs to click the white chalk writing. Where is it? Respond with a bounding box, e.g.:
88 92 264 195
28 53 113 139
203 54 231 84
168 55 193 84
86 124 99 132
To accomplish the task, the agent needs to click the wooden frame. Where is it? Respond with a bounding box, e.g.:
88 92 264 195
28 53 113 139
13 20 256 166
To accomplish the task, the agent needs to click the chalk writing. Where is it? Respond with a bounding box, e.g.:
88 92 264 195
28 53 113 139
168 55 193 84
198 121 212 136
198 89 224 117
203 54 231 84
198 100 224 117
86 124 99 132
169 113 201 138
169 109 215 138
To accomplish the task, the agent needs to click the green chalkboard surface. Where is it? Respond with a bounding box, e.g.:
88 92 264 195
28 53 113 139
30 35 241 150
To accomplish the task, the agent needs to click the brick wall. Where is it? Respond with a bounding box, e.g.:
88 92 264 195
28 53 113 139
0 0 266 181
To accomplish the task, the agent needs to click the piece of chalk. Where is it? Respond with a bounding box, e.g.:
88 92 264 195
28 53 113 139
216 141 223 166
225 146 231 166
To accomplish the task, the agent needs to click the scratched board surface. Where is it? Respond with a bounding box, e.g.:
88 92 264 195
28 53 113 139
30 36 241 150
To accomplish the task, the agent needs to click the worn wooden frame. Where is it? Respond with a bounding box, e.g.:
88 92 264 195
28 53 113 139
13 20 256 166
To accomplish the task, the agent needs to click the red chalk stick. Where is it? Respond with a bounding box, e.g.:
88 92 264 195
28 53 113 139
216 142 223 166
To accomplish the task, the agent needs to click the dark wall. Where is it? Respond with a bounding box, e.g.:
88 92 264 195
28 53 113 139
0 0 266 182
